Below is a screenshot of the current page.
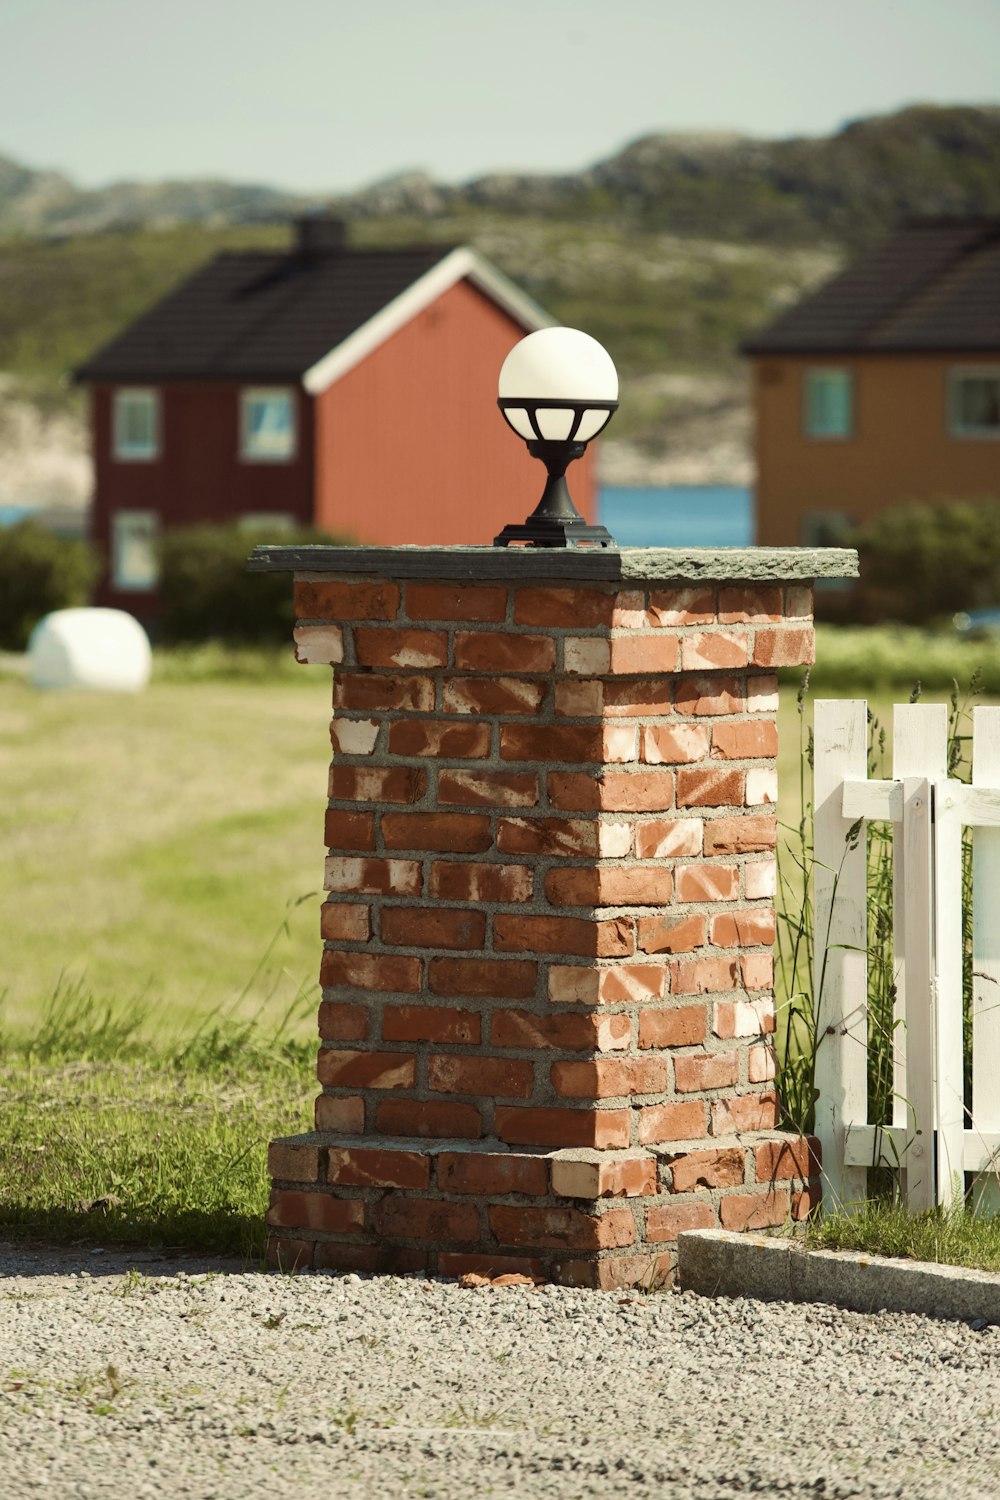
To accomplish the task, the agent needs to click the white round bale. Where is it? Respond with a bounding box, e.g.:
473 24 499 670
28 608 152 692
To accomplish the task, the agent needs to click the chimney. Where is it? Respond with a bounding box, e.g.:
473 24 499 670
295 215 348 259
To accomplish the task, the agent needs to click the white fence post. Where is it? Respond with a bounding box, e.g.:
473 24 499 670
972 706 1000 1211
813 700 869 1209
934 774 967 1209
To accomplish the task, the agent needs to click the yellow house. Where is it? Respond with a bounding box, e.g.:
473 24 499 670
743 218 1000 546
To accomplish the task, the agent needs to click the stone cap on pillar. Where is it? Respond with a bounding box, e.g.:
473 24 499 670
247 544 859 583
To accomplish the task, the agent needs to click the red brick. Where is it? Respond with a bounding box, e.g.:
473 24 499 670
438 1251 545 1278
608 635 678 675
646 588 716 626
500 724 603 764
266 1190 364 1233
265 1236 315 1271
439 770 539 808
491 1009 631 1052
329 716 379 755
429 957 537 998
674 864 739 902
675 954 742 997
493 913 634 958
742 953 775 989
638 1005 707 1049
753 626 816 668
603 678 673 717
718 587 783 623
711 722 779 760
382 1005 481 1044
545 773 602 812
497 817 599 857
545 866 672 907
442 677 546 716
454 630 556 673
673 1051 739 1091
712 1091 780 1134
267 1142 320 1183
704 816 777 855
317 1049 415 1089
381 906 486 951
749 1042 778 1082
489 1204 635 1250
637 1100 708 1144
388 721 491 758
327 1147 430 1189
296 579 400 621
713 998 777 1039
437 1152 549 1196
293 625 340 666
755 1137 820 1183
406 583 507 622
374 1196 480 1242
494 1106 630 1149
674 675 744 717
320 902 372 942
680 630 750 671
353 627 448 669
318 1001 369 1042
677 768 744 808
636 913 705 955
551 1057 668 1098
561 1253 675 1292
633 817 704 859
313 1243 423 1274
375 1098 482 1139
550 1155 657 1199
329 765 426 803
430 862 533 903
595 964 668 1004
320 949 422 992
429 1054 534 1098
334 674 434 713
641 724 711 765
323 811 376 851
554 679 604 716
315 1095 364 1132
382 812 491 853
324 856 422 897
785 585 813 619
514 587 616 628
645 1201 717 1242
594 770 675 812
792 1186 821 1221
668 1147 746 1192
720 1189 790 1230
710 910 776 946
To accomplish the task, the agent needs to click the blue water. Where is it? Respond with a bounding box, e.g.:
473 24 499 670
599 485 753 548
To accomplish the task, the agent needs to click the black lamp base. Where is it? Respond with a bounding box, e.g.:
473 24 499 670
493 516 617 548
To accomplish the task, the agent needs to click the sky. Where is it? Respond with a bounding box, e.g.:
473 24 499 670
2 0 998 195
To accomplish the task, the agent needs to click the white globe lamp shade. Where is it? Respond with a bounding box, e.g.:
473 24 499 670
498 327 619 403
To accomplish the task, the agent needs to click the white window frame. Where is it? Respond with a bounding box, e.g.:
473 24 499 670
948 366 1000 440
240 387 297 463
803 367 854 441
112 510 160 592
113 388 160 461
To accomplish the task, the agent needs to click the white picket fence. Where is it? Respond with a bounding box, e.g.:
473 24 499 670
813 700 1000 1212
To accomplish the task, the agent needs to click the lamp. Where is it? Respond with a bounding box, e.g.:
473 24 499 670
493 327 619 548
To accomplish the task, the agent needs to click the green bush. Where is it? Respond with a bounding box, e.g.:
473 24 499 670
0 521 97 650
854 499 1000 624
157 523 344 644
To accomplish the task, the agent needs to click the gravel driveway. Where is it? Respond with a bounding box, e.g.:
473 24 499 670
2 1241 999 1499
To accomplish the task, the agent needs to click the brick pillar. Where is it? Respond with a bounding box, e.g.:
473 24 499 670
256 546 852 1288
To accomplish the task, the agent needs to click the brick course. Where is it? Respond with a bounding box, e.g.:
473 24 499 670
268 571 822 1286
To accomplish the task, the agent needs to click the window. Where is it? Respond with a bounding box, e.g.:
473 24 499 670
240 388 296 461
112 511 159 591
949 369 1000 438
237 512 296 533
804 369 853 439
113 389 159 460
801 511 853 547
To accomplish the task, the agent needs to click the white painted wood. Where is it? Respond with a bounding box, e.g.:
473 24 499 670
893 707 948 1210
814 700 870 1209
951 784 1000 827
933 781 969 1208
972 707 1000 1211
842 779 902 822
843 1125 1000 1174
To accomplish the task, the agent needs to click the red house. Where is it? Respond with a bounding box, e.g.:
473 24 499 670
75 219 598 611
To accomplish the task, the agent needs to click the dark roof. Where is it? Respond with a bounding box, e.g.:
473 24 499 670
742 218 1000 355
74 244 456 382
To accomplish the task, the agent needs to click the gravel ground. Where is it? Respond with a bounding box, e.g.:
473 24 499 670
2 1241 1000 1500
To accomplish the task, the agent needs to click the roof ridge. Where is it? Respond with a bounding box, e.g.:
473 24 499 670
855 221 999 345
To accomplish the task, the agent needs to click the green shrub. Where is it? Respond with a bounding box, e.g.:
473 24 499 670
157 523 344 644
0 521 96 650
854 499 1000 624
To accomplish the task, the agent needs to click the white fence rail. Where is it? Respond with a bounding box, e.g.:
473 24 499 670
813 701 1000 1211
